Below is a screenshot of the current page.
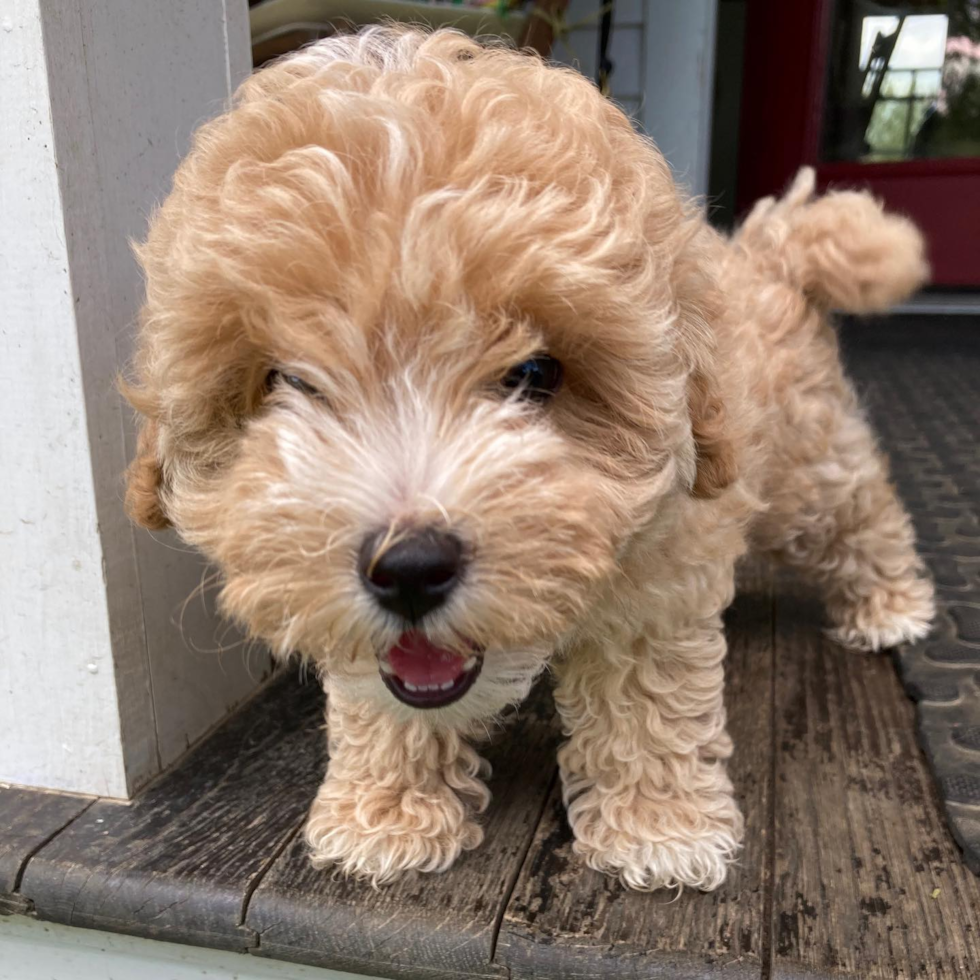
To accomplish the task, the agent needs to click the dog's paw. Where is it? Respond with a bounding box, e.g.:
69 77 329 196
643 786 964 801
828 575 935 652
567 790 743 892
304 776 483 885
574 830 740 892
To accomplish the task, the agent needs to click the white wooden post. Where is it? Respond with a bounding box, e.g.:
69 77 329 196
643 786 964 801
0 0 268 799
642 0 718 197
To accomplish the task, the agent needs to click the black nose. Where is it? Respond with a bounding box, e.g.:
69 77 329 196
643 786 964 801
359 528 464 622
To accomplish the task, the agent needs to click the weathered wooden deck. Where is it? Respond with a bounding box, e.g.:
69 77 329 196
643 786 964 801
2 317 978 978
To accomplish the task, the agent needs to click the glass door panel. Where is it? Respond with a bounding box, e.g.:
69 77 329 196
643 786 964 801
822 1 980 162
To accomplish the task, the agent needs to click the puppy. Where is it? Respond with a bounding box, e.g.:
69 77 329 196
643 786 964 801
124 27 934 892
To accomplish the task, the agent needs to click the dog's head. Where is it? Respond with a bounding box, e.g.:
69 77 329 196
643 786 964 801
125 28 733 724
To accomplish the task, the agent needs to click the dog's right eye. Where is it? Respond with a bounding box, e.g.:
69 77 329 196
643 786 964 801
266 369 321 399
500 355 563 403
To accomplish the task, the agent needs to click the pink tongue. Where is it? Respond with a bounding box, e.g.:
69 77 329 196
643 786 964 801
388 632 467 686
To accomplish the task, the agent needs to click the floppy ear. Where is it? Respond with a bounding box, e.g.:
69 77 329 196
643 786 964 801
688 368 738 499
125 418 171 530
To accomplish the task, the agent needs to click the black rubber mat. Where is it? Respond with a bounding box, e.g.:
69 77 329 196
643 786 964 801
841 314 980 874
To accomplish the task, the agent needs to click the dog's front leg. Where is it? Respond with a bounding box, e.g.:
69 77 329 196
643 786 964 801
556 621 743 892
304 689 489 884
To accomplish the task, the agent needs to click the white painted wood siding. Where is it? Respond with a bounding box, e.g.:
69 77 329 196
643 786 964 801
552 0 718 196
0 0 269 798
553 0 646 120
1 0 128 798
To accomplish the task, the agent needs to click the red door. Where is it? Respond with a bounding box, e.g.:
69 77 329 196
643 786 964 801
738 0 980 287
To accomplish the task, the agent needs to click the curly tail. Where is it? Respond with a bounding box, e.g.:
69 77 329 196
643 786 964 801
736 167 929 313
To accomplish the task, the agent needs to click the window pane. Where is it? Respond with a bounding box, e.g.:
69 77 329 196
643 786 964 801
822 1 980 162
881 70 913 96
866 99 909 156
889 14 949 69
914 68 943 96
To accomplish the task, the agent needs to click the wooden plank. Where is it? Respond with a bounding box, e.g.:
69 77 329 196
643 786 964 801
495 562 774 979
0 787 94 914
18 673 321 951
770 582 980 980
246 681 562 980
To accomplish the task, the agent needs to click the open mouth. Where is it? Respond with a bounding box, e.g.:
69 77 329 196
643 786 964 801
379 631 483 709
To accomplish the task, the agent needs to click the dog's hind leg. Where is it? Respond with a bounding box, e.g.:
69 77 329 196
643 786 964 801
753 379 934 651
742 167 934 651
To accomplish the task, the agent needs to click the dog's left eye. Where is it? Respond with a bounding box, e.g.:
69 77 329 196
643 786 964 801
267 369 321 399
501 356 563 403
